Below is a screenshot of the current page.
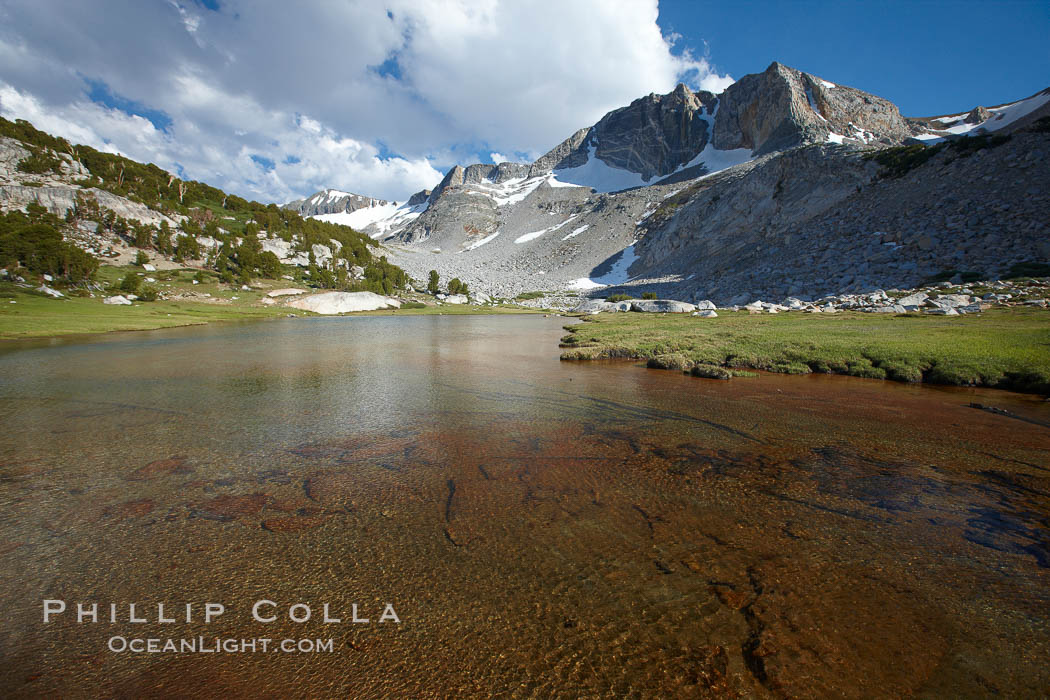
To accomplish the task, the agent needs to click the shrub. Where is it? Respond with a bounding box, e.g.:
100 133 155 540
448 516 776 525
257 251 281 278
864 143 944 178
642 292 658 300
1028 116 1050 133
515 291 546 300
948 133 1010 155
17 149 63 174
119 272 141 293
1006 262 1050 279
447 277 468 295
138 284 159 301
175 234 200 260
399 301 426 309
606 293 632 302
134 250 149 266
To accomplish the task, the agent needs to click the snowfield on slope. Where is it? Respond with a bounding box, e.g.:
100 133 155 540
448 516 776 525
568 243 639 289
314 201 427 239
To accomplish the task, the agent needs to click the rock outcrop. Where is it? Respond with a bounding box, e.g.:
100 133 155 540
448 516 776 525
285 291 401 314
534 84 719 181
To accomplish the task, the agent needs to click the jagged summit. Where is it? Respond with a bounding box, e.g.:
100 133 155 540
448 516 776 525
713 61 913 154
532 82 718 181
284 189 389 217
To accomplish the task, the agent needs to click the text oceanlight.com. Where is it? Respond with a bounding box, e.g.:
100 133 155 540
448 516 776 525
108 637 335 654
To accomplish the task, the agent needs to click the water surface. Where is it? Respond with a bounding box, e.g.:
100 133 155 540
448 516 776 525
0 315 1048 697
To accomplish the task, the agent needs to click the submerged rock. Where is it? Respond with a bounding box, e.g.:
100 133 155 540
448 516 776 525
125 456 192 480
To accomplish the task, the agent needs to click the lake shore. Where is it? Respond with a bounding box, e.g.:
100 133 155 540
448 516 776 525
560 307 1050 394
0 280 545 340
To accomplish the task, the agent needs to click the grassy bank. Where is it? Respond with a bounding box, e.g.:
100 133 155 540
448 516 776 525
0 266 547 339
560 309 1050 394
0 283 289 338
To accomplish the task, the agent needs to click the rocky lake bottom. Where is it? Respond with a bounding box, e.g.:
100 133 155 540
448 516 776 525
0 315 1047 697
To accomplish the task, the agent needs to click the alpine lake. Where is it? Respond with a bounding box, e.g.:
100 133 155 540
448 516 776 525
0 314 1047 698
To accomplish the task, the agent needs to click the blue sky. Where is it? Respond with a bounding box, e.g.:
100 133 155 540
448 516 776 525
658 0 1050 116
0 1 1046 204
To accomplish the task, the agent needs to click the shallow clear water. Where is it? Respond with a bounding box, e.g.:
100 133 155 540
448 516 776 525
0 315 1048 697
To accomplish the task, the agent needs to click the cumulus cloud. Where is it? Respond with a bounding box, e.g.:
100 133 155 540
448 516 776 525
0 0 731 203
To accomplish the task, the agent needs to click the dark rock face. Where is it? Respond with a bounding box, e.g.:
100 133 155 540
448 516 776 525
531 127 593 172
406 189 432 206
713 62 913 155
284 190 389 216
402 186 499 245
524 62 915 189
427 162 532 204
534 84 718 182
591 83 718 181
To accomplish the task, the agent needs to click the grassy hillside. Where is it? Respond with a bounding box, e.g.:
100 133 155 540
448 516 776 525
0 116 407 295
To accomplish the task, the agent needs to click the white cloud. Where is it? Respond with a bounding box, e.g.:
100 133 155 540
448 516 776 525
0 0 732 203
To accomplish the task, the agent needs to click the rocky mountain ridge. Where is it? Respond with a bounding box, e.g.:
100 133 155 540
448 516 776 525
301 63 1047 302
283 64 1043 303
284 189 390 217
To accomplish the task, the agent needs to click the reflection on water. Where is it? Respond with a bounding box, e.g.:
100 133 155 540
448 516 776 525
0 315 1048 697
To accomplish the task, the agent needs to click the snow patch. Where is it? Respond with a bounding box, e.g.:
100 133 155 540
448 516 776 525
805 88 827 122
549 144 648 193
683 143 754 178
545 174 586 188
920 90 1050 139
985 90 1050 130
849 122 874 143
549 100 753 194
313 200 426 239
463 230 500 251
514 215 578 244
819 79 836 89
568 243 639 289
562 224 589 241
567 277 605 290
826 132 846 144
468 175 548 206
681 101 755 179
